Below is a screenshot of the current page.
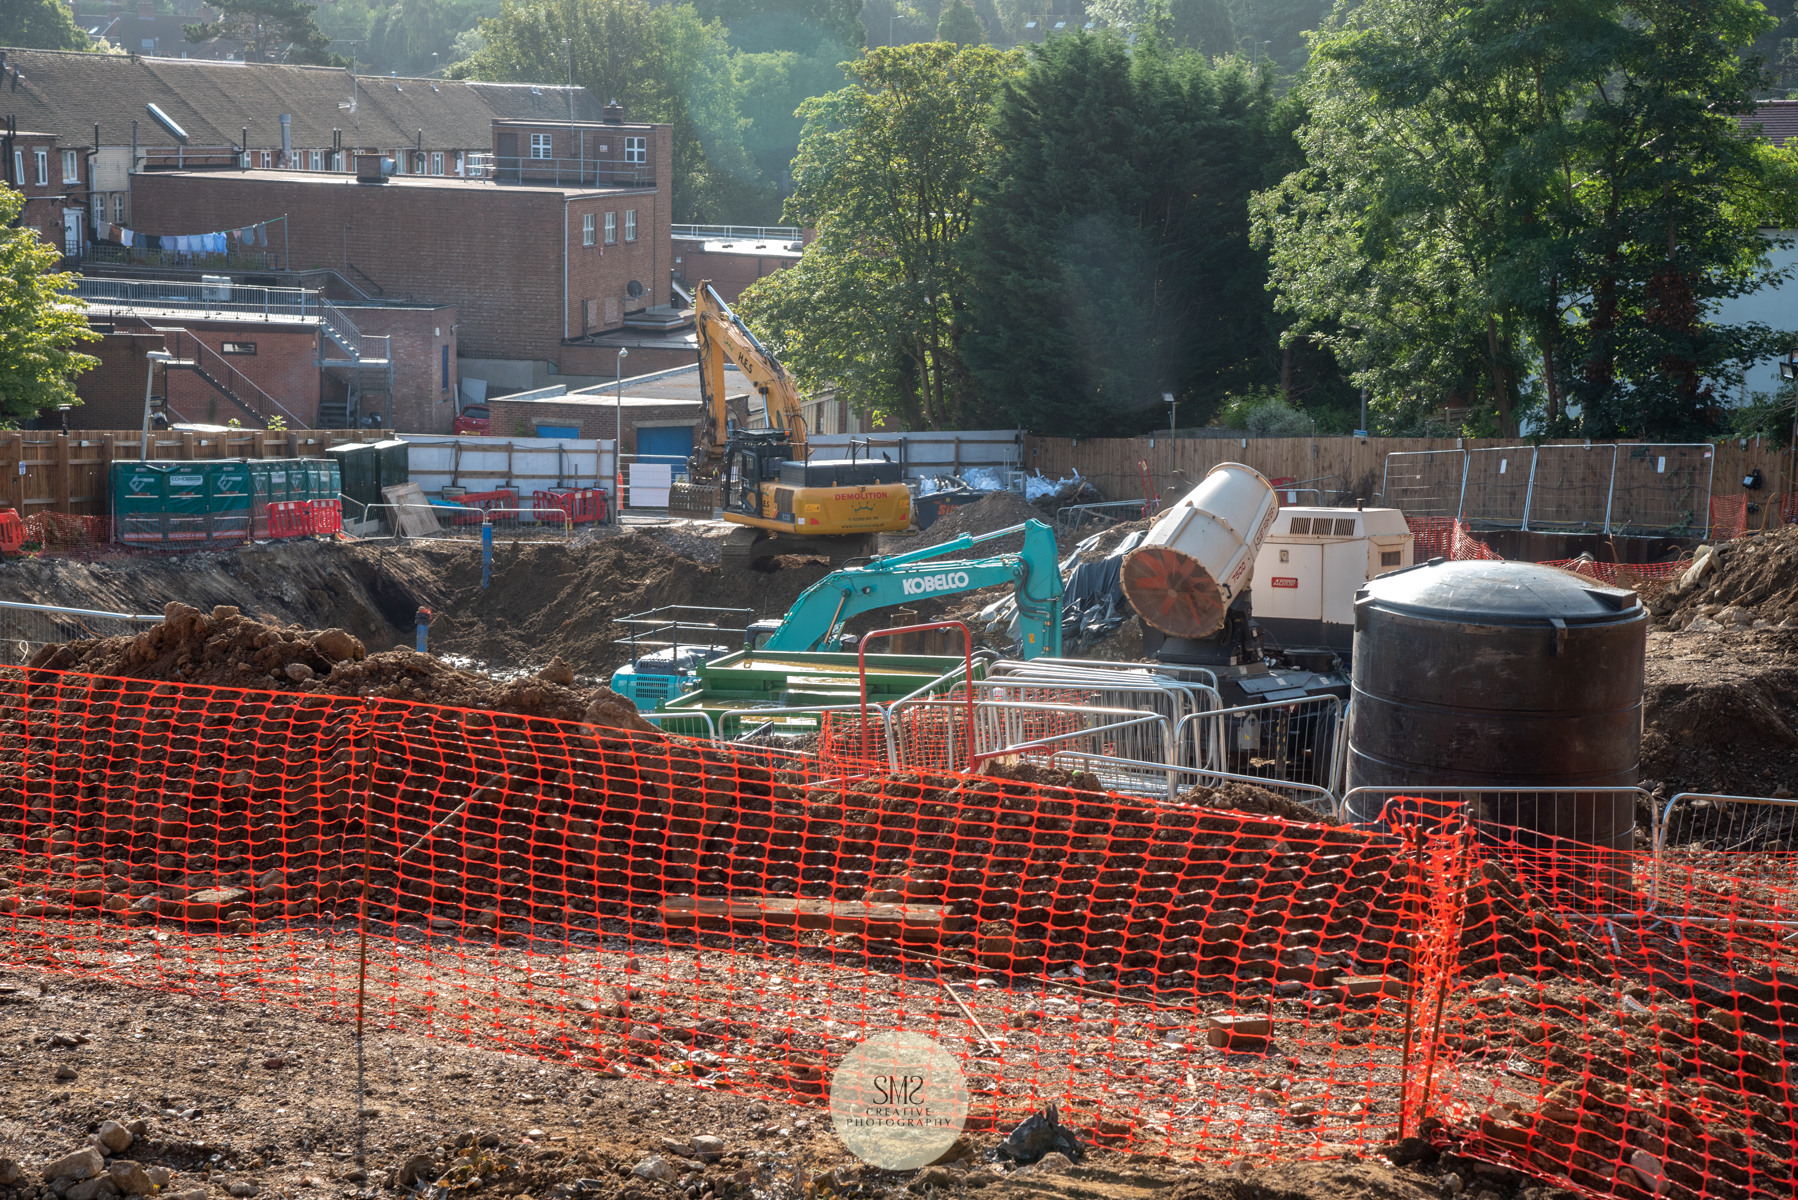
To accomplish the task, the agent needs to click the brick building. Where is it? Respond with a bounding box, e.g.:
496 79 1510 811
671 225 804 305
2 125 84 253
128 115 676 385
77 291 458 432
0 44 611 252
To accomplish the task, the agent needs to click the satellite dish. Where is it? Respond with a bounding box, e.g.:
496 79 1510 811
626 280 644 299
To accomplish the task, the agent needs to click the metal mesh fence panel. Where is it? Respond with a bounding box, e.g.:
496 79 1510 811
1524 445 1617 532
1460 449 1534 529
1609 445 1714 537
1380 451 1467 520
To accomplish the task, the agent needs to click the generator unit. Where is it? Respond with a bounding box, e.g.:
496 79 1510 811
1252 506 1413 654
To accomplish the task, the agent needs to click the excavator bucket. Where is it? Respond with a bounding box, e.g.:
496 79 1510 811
668 480 721 520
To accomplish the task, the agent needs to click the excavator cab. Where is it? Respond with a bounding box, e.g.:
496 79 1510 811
725 431 792 517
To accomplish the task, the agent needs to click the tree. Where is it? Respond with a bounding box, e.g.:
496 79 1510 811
0 188 99 426
1 0 92 51
736 43 1022 429
450 0 760 221
185 0 345 65
936 0 985 45
1253 0 1798 439
693 0 866 54
960 32 1311 436
733 46 849 192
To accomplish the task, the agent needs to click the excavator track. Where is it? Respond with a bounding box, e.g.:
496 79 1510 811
721 528 877 571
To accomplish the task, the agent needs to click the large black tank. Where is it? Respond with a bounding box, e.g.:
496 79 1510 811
1344 559 1648 851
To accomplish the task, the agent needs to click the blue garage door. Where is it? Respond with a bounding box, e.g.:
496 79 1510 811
636 426 694 478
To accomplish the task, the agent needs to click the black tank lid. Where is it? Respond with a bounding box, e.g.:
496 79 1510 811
1356 559 1639 625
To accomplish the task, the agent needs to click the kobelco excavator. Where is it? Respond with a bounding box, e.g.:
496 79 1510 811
667 282 914 569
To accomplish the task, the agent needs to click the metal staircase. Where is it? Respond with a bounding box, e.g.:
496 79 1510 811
317 299 393 428
153 326 308 430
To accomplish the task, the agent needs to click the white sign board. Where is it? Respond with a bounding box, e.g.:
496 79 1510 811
629 462 672 508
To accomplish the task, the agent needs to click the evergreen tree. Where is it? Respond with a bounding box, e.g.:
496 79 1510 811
960 32 1307 436
936 0 986 45
185 0 345 65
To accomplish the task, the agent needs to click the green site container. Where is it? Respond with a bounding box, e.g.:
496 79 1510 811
210 460 251 543
112 461 169 545
327 443 380 516
368 438 409 495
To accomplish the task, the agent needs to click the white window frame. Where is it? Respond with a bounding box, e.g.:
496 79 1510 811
624 209 637 242
530 133 552 160
624 136 646 164
309 150 324 171
35 149 49 187
431 152 444 176
241 151 252 169
260 150 272 168
581 213 595 246
603 212 616 244
12 150 22 185
62 149 79 183
113 194 124 222
455 150 465 175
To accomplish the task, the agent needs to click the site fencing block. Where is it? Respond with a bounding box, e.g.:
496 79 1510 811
0 668 1792 1192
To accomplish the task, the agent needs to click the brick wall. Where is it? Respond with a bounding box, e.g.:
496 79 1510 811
673 240 799 305
71 330 167 430
131 127 674 373
487 396 700 452
7 133 76 254
158 321 321 428
347 304 458 433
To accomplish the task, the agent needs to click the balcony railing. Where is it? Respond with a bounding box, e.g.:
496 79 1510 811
82 243 281 271
75 276 316 320
487 155 654 188
671 224 802 242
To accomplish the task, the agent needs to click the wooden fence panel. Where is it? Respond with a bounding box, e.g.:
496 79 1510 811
1023 435 1789 534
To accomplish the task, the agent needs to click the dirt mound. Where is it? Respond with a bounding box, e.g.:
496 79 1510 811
1173 780 1332 824
1070 518 1153 564
23 601 657 731
1649 526 1798 630
912 491 1050 556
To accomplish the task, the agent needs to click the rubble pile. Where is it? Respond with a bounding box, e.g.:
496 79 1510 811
1647 528 1798 631
23 602 656 730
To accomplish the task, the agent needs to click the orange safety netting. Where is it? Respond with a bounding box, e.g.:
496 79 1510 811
1 669 1792 1196
1404 518 1690 586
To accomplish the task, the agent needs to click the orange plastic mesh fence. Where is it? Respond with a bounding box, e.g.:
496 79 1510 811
1432 835 1798 1200
2 671 1793 1193
1405 518 1690 585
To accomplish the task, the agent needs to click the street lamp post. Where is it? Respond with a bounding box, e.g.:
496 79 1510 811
614 347 629 521
140 350 174 461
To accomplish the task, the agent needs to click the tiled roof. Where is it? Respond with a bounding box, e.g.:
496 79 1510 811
0 46 608 152
1742 100 1798 147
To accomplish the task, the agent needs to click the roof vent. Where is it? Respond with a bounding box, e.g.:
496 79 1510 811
602 99 624 124
356 154 393 183
146 102 189 144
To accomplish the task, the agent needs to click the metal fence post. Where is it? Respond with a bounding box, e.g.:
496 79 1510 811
481 520 493 589
1521 446 1539 532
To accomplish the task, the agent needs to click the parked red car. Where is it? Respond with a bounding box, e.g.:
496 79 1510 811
453 404 491 435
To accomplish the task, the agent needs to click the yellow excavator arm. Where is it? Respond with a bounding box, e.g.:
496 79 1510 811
692 282 807 481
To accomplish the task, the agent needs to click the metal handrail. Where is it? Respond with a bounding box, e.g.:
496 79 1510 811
671 224 802 242
1054 499 1152 531
167 329 308 430
1175 695 1346 795
76 277 316 319
488 154 654 188
0 599 163 623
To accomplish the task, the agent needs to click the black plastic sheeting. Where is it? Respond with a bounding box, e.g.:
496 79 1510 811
1060 534 1138 648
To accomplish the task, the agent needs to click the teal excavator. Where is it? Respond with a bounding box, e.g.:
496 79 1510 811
757 518 1063 657
609 518 1062 709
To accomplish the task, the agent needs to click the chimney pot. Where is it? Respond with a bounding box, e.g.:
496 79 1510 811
602 100 624 124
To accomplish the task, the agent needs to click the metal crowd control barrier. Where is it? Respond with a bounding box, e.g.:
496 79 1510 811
1043 755 1338 816
1653 792 1798 922
1053 500 1153 532
1340 785 1654 918
1177 695 1345 797
0 600 163 666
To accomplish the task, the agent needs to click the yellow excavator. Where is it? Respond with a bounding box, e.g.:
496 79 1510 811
668 282 913 569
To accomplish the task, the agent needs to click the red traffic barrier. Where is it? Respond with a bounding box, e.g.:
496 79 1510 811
0 510 25 554
266 500 312 539
532 488 606 524
307 498 343 535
